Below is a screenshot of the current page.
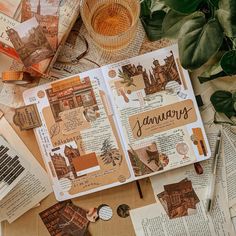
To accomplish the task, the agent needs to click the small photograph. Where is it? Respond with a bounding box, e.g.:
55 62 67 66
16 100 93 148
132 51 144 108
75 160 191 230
50 142 100 180
128 142 169 177
116 51 181 96
59 203 89 236
39 201 90 236
46 77 99 122
7 17 54 67
39 200 71 236
157 178 200 219
22 0 59 50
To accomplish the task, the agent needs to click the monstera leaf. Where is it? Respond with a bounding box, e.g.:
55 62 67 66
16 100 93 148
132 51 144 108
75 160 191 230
220 50 236 75
216 0 236 37
178 13 224 70
163 0 204 13
162 10 190 38
141 10 166 41
210 90 236 117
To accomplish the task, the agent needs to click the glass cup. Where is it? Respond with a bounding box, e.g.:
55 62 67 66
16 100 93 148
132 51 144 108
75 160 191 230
80 0 140 51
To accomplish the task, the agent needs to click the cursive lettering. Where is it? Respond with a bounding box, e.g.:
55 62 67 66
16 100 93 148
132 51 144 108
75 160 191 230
132 107 193 138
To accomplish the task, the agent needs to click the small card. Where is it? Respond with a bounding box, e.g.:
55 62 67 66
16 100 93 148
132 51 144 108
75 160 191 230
13 104 42 130
7 17 54 67
157 178 200 219
39 201 90 236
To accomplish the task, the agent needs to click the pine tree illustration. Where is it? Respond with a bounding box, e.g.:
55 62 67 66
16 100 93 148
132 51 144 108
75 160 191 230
100 138 122 166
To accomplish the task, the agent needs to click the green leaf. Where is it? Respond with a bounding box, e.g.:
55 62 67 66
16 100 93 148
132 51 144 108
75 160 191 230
234 102 236 111
220 50 236 75
210 90 235 114
163 0 203 13
162 10 197 39
140 0 152 17
178 13 224 70
233 92 236 102
198 61 226 83
141 10 166 41
216 0 236 37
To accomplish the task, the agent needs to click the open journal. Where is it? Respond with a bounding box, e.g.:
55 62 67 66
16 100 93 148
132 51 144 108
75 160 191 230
23 44 211 201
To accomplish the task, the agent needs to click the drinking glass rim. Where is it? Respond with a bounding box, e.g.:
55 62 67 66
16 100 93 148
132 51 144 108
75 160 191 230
80 0 141 39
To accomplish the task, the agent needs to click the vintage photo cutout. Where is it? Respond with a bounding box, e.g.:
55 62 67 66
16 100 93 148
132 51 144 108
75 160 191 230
59 203 89 236
116 51 182 97
39 200 71 236
46 77 99 123
0 0 21 17
49 142 100 180
22 0 59 50
157 178 200 219
100 138 123 167
39 201 90 236
128 142 169 177
7 17 54 67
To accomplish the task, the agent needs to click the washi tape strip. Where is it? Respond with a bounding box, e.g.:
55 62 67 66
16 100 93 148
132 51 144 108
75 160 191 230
2 71 34 85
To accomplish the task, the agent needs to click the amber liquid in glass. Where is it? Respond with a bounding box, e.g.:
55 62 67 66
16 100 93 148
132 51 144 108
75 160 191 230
91 3 133 36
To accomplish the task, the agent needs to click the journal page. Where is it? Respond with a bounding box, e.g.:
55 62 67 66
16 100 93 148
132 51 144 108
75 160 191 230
23 68 131 201
101 44 211 180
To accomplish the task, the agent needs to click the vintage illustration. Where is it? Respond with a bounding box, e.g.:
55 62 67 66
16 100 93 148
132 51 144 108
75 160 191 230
22 0 59 50
50 142 100 179
157 178 200 219
100 138 123 166
39 201 89 236
115 50 181 97
7 17 54 67
46 77 99 122
128 142 169 177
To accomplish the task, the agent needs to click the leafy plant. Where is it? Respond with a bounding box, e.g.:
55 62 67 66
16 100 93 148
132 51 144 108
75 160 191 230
140 0 236 82
210 90 236 118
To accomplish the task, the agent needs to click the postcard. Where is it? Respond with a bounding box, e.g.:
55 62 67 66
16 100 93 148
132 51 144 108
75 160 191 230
22 0 59 50
7 17 54 67
157 178 200 219
39 201 89 236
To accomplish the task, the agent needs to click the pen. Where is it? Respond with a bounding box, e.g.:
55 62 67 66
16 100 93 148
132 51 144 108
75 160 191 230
206 130 222 212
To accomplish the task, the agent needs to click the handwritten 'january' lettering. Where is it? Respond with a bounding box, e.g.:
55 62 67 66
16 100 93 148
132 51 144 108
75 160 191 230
132 107 193 138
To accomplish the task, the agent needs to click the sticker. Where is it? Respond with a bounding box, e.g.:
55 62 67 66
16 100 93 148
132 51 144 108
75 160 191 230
37 90 45 98
118 175 127 183
108 70 116 78
97 204 113 221
165 81 181 95
192 128 207 156
86 208 99 222
117 204 130 218
177 91 187 99
58 178 72 191
176 142 189 159
13 104 42 130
